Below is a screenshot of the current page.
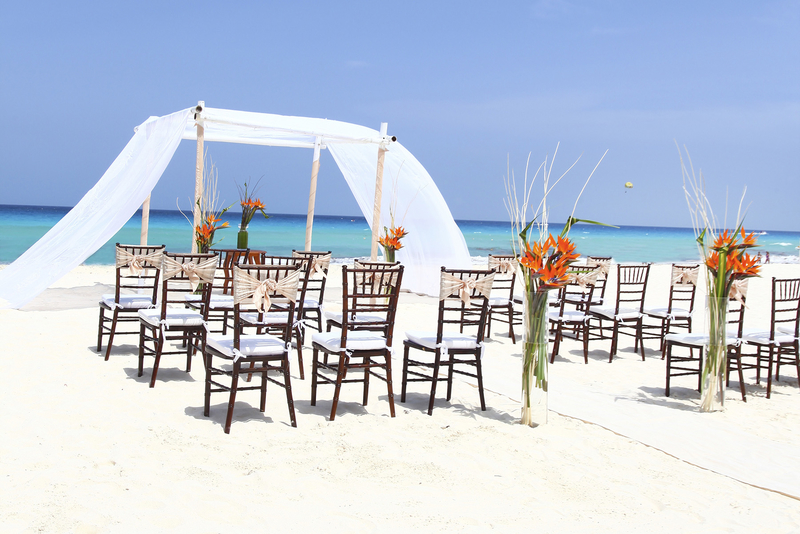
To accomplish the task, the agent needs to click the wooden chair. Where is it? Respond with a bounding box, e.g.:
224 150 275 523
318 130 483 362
324 260 399 332
564 256 611 310
485 254 519 344
97 244 164 360
238 255 311 379
589 263 651 362
137 252 217 388
741 277 800 399
664 293 747 400
548 265 599 364
310 263 404 421
292 250 332 334
643 264 699 352
401 267 494 415
185 248 249 335
202 264 301 433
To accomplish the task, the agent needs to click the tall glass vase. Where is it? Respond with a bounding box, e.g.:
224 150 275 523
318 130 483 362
701 295 728 412
237 227 249 250
383 246 396 263
521 287 549 426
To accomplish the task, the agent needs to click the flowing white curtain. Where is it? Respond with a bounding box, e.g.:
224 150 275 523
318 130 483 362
0 109 191 309
0 106 470 308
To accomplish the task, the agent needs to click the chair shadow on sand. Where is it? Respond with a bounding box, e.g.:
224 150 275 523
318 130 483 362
184 402 283 430
122 365 197 385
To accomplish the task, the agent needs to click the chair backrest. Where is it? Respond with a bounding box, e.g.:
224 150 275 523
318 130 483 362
769 277 800 339
614 263 650 314
158 252 218 320
209 248 250 295
586 256 612 300
559 264 599 314
292 250 332 306
113 243 165 304
259 255 313 315
232 264 301 349
727 289 747 339
667 264 700 314
437 267 495 344
487 255 517 299
341 263 404 346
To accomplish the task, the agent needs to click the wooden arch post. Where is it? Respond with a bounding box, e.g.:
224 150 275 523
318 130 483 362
304 137 322 251
192 101 205 253
370 123 389 260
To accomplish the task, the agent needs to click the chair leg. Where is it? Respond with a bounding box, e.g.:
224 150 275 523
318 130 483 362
428 349 442 416
138 323 146 377
734 348 747 402
97 307 105 352
224 361 240 434
665 342 672 397
310 348 319 406
203 351 213 417
637 319 646 360
446 354 455 401
283 357 297 427
609 321 619 363
362 356 371 407
384 350 396 418
401 345 410 403
329 352 348 421
149 332 165 388
582 321 589 364
294 326 305 380
507 304 516 344
260 362 268 412
550 322 562 364
475 350 486 411
104 309 120 361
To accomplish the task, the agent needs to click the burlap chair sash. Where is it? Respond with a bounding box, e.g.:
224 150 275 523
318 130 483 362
729 279 749 305
233 267 300 313
161 255 217 291
353 261 401 292
439 272 494 304
294 252 331 277
672 265 700 286
116 247 163 276
567 270 599 291
488 256 517 274
587 258 611 277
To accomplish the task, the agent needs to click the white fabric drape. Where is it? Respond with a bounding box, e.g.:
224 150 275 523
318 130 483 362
0 109 192 309
0 106 469 307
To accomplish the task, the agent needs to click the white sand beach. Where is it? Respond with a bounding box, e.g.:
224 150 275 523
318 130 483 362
2 262 800 533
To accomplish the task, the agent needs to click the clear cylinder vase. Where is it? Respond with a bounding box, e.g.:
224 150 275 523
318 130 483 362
237 228 248 250
521 288 549 427
383 246 396 263
701 295 728 412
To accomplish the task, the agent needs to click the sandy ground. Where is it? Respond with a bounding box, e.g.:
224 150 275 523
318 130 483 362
1 262 799 533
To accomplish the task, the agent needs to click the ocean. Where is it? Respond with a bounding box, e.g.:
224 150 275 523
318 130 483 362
1 204 799 265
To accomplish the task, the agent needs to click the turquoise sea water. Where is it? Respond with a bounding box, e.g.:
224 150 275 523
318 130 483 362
1 204 799 265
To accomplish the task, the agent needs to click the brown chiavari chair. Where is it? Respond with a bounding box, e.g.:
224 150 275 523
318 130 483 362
401 267 494 415
292 250 332 334
202 264 301 433
97 243 164 360
137 252 217 388
311 263 404 421
643 264 699 352
549 265 599 364
485 254 519 343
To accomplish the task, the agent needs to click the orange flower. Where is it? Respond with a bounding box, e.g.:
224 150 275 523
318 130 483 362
712 229 737 251
734 252 760 277
391 226 407 239
705 251 719 271
738 228 757 248
539 261 569 289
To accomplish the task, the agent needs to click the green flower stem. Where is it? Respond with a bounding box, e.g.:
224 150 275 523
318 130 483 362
521 281 550 426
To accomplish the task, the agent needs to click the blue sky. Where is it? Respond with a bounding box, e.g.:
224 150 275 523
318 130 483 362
1 1 798 230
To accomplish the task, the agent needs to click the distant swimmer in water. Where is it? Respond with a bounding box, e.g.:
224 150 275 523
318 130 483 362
765 251 770 263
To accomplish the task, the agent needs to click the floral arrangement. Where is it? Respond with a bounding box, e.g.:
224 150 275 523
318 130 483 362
680 147 760 411
378 226 408 263
179 156 231 253
195 212 229 253
237 180 270 231
505 145 609 426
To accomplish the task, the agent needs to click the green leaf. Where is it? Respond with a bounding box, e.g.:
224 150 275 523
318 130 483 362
519 219 536 245
560 216 618 237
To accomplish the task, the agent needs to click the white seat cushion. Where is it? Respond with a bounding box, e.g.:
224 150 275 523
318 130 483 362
644 307 691 319
404 331 479 351
138 308 205 328
324 310 385 325
101 294 153 310
206 333 287 357
312 331 388 352
742 330 797 345
548 310 588 323
240 311 290 326
489 297 512 308
665 332 740 346
302 298 320 310
185 294 234 310
777 325 798 337
592 306 641 321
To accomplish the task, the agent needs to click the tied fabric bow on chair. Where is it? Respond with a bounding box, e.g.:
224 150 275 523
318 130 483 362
587 258 611 276
567 270 598 291
672 266 699 286
310 254 332 277
116 248 163 276
233 267 300 312
729 279 749 306
489 257 516 274
439 272 494 304
161 255 217 291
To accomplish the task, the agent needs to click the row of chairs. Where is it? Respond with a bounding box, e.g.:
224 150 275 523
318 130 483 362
96 244 501 433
